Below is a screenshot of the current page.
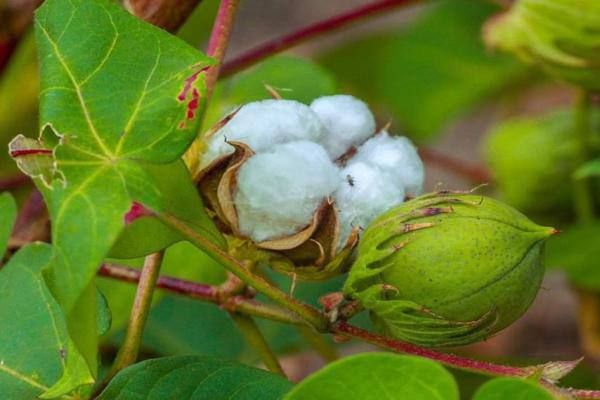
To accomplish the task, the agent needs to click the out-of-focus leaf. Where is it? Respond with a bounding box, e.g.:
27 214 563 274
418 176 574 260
473 378 554 400
177 0 219 47
0 192 17 255
547 223 600 290
204 55 336 127
284 353 458 400
320 0 529 140
575 159 600 179
0 31 38 179
12 0 215 384
0 244 90 398
97 355 292 400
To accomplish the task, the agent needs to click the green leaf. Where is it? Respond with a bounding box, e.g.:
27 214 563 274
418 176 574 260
109 161 224 259
547 223 600 290
320 0 528 140
9 0 215 385
473 378 554 400
97 355 292 400
204 55 336 127
0 243 90 399
284 353 459 400
574 159 600 180
0 192 17 255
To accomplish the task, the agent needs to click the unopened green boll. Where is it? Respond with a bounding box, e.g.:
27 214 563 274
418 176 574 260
485 111 581 214
485 0 600 90
343 193 556 347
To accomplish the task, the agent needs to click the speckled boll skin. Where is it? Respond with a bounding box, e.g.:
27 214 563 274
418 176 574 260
343 193 555 347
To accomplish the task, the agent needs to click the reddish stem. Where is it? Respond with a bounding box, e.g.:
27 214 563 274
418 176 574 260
99 263 220 301
219 0 417 78
419 147 492 183
0 39 16 72
97 263 305 325
204 0 240 99
0 174 30 191
333 321 528 377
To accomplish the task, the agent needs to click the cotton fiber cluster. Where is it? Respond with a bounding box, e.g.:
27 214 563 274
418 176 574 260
202 95 425 245
310 95 376 159
202 99 326 166
235 141 339 242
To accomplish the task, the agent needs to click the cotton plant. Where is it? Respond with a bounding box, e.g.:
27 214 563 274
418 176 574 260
195 94 424 280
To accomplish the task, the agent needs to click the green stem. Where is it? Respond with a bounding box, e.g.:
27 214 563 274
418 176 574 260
156 211 329 331
298 326 339 362
230 313 286 376
572 90 595 223
108 251 164 378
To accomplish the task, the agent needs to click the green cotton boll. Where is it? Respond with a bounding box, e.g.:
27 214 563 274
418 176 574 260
484 111 582 214
485 0 600 89
343 193 556 347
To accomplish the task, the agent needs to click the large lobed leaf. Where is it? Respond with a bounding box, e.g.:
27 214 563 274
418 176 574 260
284 353 459 400
0 244 89 399
97 355 292 400
9 0 219 391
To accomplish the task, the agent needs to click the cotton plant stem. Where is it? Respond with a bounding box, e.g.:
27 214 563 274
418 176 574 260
204 0 240 100
230 312 286 376
219 0 417 78
97 264 600 397
577 289 600 359
98 263 306 325
297 326 339 362
107 251 165 379
156 211 329 331
332 321 530 377
572 90 595 223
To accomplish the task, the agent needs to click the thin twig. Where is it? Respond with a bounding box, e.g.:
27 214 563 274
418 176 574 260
97 264 600 397
107 252 165 379
230 312 286 376
98 263 305 325
332 321 530 377
298 325 339 362
0 174 29 191
204 0 241 100
220 0 417 78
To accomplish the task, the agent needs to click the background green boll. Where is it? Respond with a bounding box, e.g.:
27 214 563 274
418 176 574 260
343 194 555 347
484 111 581 214
485 0 600 90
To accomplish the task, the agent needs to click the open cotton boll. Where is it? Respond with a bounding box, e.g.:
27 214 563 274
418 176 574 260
352 131 425 196
235 141 339 242
310 95 376 160
202 99 326 166
334 161 405 247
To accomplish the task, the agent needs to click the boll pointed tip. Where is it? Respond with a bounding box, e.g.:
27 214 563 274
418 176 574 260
548 227 561 236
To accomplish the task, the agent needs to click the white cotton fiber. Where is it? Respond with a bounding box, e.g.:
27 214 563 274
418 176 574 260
202 99 326 166
352 131 425 197
235 141 339 242
334 161 405 247
310 95 376 160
